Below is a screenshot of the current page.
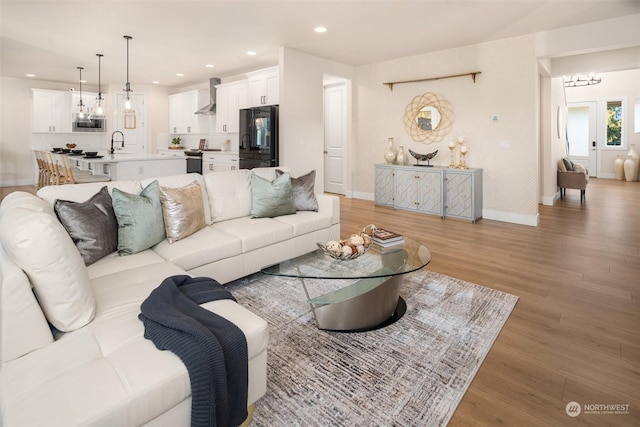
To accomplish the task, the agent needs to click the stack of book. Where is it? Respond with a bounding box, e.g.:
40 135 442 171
371 228 404 252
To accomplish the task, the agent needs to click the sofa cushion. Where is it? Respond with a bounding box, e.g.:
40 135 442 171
273 210 333 236
152 227 242 272
276 169 319 211
251 166 289 181
37 180 142 207
112 180 166 256
142 173 213 225
54 186 118 265
0 244 54 364
0 192 95 332
159 181 206 243
250 172 295 218
204 169 253 222
87 249 167 280
212 216 294 253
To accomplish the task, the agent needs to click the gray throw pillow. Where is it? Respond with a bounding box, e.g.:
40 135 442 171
275 169 319 211
250 172 295 218
112 180 166 255
54 186 118 266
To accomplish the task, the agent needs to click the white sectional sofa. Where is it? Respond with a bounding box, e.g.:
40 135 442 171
0 167 340 426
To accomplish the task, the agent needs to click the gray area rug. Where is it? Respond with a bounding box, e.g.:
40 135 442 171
226 269 518 426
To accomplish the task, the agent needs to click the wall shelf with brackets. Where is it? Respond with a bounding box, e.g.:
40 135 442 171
383 71 482 91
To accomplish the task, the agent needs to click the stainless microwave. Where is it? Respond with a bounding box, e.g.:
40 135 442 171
72 118 106 132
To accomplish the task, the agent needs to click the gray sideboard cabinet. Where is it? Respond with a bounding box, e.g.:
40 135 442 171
374 164 483 222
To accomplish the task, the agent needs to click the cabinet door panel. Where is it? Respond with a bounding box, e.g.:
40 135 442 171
374 166 395 206
394 169 419 210
445 173 473 218
417 171 443 215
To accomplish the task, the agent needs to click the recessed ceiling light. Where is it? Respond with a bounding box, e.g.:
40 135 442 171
26 73 36 78
314 26 327 33
176 73 184 77
79 80 87 83
152 81 160 84
205 64 215 68
247 51 257 56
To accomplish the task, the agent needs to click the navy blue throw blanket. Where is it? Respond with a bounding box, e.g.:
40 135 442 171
139 275 248 427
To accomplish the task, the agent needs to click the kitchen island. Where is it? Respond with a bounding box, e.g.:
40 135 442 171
69 152 185 181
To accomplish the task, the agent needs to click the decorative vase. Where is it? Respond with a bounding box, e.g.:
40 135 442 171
627 143 639 181
624 155 635 182
614 155 625 180
384 138 396 164
396 146 406 165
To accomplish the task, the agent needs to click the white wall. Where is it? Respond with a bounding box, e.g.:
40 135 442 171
279 47 354 192
354 35 540 225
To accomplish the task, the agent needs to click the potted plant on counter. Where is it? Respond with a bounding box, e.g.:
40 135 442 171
170 137 183 149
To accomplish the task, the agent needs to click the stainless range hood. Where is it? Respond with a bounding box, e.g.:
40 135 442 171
195 77 221 115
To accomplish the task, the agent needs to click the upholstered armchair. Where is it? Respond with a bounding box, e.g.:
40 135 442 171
557 158 589 203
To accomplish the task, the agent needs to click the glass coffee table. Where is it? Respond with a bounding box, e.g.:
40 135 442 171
261 236 431 331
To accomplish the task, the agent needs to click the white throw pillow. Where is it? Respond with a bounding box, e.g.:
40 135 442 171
0 192 96 332
204 169 253 222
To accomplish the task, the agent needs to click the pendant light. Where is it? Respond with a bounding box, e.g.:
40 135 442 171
90 53 107 119
118 35 137 128
74 66 90 123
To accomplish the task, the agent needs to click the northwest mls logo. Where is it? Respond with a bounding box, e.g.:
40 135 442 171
566 401 630 417
566 401 581 417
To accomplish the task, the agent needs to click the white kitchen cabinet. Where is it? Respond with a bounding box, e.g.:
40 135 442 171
32 89 71 133
169 89 209 134
216 80 248 133
374 164 483 222
158 149 185 157
245 66 279 107
202 152 239 173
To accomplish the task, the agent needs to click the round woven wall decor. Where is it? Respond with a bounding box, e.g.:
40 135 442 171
403 92 453 144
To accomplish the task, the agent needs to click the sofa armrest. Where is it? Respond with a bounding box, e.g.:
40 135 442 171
557 171 587 190
316 193 340 225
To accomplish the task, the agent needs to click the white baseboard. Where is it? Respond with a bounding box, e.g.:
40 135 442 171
483 209 539 227
0 178 36 187
352 191 374 201
541 192 560 206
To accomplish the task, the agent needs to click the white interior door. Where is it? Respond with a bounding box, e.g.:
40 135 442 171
323 82 346 195
567 101 597 176
113 93 145 153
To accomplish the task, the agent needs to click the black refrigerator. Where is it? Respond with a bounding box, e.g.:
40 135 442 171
239 105 279 169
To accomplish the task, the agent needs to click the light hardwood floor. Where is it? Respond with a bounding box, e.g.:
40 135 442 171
2 180 638 425
339 178 639 426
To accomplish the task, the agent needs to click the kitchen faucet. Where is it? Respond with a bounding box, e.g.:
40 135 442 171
110 131 125 154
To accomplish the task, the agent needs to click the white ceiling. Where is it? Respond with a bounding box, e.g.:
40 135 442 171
1 0 639 88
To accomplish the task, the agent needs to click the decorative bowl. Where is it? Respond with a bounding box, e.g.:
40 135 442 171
71 149 83 154
66 143 77 149
60 148 71 153
317 224 374 260
52 147 62 152
84 151 98 157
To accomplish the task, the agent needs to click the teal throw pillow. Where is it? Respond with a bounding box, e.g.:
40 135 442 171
112 180 166 255
250 172 295 218
562 158 574 171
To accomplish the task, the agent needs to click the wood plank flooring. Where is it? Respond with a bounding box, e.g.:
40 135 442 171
2 179 638 425
339 178 639 426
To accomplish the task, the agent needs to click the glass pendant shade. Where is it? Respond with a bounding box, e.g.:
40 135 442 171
90 53 107 119
117 35 137 128
74 66 90 123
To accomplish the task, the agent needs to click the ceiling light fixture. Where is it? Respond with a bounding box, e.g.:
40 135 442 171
314 26 327 33
563 73 602 88
90 53 106 119
176 73 184 77
247 51 257 56
74 66 90 123
119 35 137 128
205 64 215 68
26 73 36 78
